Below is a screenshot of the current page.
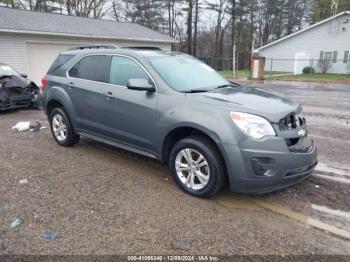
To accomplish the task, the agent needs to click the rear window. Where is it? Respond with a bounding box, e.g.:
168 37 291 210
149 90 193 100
48 54 74 75
68 55 110 82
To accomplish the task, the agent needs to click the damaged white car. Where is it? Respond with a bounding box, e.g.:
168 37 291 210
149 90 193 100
0 63 40 111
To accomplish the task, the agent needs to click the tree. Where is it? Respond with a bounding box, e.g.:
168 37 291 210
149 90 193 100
229 0 236 64
193 0 199 56
205 0 230 70
311 0 350 22
186 0 194 54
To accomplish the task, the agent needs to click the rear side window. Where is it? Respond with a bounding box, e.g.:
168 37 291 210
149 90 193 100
109 56 149 87
48 54 74 75
69 55 110 82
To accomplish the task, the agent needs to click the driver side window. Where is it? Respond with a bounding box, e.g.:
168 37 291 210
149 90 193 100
109 56 150 87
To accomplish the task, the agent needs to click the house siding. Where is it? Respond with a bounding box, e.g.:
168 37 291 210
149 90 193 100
0 32 172 81
257 13 350 74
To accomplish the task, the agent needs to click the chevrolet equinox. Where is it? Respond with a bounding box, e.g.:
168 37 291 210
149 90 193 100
42 47 318 197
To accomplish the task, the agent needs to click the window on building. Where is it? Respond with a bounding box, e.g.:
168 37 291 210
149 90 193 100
344 51 350 64
319 51 338 63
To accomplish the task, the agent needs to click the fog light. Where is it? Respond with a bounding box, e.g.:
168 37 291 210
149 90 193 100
251 157 276 177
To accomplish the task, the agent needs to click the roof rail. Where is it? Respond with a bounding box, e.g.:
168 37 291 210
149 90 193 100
123 46 163 51
69 44 120 51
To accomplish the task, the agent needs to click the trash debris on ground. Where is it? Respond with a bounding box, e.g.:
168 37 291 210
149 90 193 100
11 122 30 132
43 231 55 239
29 121 42 132
19 178 28 184
315 185 320 188
178 239 190 250
11 121 46 132
10 218 21 228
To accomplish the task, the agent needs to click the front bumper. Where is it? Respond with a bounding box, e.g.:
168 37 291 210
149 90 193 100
0 94 34 111
222 135 318 194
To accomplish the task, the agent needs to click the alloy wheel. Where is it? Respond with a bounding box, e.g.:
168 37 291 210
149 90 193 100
175 148 210 190
52 114 67 142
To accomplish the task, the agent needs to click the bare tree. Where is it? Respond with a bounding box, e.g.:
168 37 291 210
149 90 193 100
186 0 194 54
193 0 199 57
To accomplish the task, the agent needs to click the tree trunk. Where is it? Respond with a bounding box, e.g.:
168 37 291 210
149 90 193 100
230 0 236 70
186 0 193 55
193 0 199 57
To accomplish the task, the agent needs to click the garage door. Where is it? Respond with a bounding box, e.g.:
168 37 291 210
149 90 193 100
26 43 79 85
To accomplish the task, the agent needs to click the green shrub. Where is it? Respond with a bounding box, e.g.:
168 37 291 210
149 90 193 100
303 66 315 74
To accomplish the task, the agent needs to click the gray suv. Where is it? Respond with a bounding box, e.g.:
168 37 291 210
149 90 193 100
42 47 317 197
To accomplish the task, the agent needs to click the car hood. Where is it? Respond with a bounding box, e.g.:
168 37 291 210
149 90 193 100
186 85 301 123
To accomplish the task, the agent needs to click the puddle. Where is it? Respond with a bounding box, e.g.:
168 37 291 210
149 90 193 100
214 193 350 240
313 173 350 184
313 162 350 184
312 204 350 220
213 194 260 211
316 163 350 177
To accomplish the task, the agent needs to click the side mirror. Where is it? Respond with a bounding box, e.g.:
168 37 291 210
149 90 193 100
127 79 155 92
21 73 28 79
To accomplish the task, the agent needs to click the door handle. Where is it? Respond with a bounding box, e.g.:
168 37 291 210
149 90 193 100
105 91 114 100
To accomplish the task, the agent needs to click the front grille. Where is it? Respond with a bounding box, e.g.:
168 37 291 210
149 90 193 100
279 113 305 131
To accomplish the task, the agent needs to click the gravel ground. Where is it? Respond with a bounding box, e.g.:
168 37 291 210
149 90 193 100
0 81 349 255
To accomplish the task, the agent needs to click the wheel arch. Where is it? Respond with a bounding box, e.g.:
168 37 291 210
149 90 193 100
161 126 227 171
46 99 64 117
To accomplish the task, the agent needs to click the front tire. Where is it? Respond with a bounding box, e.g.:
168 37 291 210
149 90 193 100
49 107 79 147
169 136 226 198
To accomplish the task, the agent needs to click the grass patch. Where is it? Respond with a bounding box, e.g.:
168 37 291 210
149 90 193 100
219 70 250 78
220 70 350 83
219 70 290 79
269 73 350 83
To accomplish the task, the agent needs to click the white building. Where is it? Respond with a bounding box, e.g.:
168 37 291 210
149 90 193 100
255 11 350 75
0 7 176 85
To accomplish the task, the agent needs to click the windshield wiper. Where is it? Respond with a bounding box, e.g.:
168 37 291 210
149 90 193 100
183 89 209 93
215 83 238 89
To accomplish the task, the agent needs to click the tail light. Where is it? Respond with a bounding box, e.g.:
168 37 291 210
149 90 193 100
41 75 47 93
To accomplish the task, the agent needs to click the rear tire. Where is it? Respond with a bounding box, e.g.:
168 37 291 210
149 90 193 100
49 107 79 147
169 136 226 198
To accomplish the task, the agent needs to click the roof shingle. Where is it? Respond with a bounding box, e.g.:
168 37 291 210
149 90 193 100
0 7 176 43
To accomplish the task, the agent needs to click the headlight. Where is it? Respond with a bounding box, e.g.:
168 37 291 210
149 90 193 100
230 112 276 139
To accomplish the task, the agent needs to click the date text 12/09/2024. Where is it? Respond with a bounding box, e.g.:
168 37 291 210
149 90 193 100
127 256 220 261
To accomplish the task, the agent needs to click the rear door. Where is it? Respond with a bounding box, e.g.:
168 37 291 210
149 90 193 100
67 55 112 133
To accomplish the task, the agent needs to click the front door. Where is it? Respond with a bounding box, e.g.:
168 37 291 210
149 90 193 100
95 55 158 153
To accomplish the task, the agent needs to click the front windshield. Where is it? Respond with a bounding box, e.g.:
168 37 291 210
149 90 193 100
0 65 19 77
147 55 229 92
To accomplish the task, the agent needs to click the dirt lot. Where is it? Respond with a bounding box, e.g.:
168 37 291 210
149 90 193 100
0 81 349 256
